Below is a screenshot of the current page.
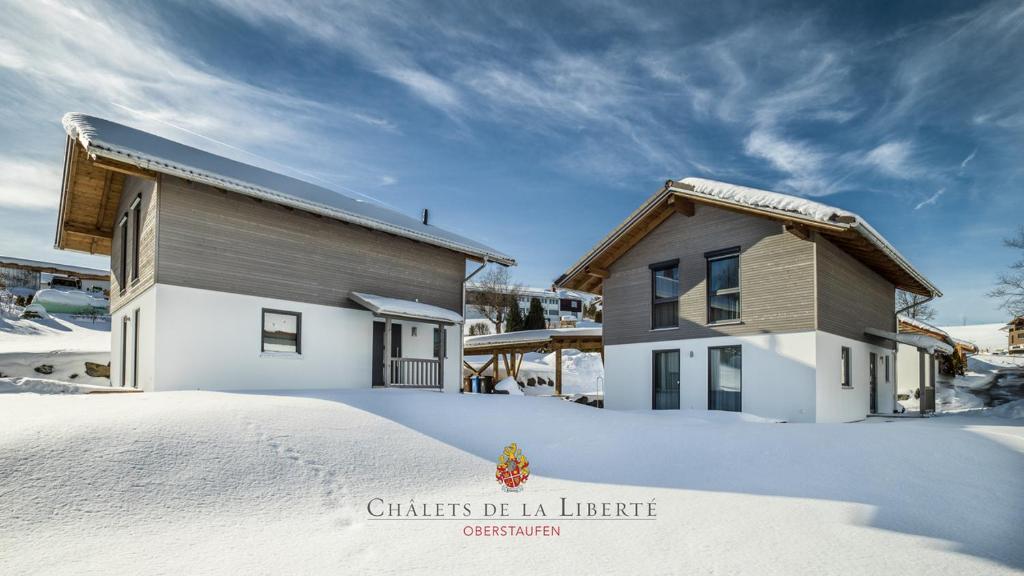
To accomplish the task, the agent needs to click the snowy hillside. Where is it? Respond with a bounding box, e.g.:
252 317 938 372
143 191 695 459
1 389 1021 575
0 312 110 385
940 323 1009 353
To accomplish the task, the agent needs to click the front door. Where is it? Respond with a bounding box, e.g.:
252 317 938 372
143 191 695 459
869 352 878 413
372 322 403 387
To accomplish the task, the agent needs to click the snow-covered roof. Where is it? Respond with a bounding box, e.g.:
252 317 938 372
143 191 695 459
62 114 514 266
897 314 949 338
556 177 940 298
865 328 955 354
350 292 463 324
465 283 585 300
464 327 601 349
0 255 108 279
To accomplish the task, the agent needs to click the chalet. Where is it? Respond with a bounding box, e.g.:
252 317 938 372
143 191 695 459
1006 316 1024 355
555 178 942 422
53 113 514 391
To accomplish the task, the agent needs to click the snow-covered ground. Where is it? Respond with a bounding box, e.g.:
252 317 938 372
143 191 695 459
465 349 604 396
0 311 110 385
1 389 1021 575
936 353 1024 412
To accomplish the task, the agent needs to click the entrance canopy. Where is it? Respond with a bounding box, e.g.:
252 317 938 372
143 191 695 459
351 292 462 325
864 328 954 354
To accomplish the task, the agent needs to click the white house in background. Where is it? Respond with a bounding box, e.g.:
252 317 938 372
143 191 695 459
0 255 110 296
555 178 942 423
465 285 585 329
52 113 514 392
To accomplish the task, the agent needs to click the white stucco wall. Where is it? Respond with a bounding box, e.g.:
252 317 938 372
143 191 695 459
814 331 893 423
110 284 157 391
604 331 818 422
150 284 461 392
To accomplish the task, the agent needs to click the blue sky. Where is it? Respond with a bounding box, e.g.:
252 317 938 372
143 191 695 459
0 0 1021 324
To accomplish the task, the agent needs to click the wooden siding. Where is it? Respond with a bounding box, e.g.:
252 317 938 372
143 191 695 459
110 175 158 312
155 176 465 312
816 235 895 346
603 205 816 346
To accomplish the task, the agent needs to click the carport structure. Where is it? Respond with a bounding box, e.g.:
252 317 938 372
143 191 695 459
462 327 602 395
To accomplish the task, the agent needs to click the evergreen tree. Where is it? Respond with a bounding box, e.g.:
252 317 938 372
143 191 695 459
525 297 546 330
505 300 525 332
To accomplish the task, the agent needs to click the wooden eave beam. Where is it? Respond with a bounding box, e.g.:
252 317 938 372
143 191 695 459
668 194 695 216
91 159 158 180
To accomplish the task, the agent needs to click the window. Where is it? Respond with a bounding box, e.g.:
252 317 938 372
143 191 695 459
433 327 447 358
653 350 680 409
261 309 301 354
117 214 128 290
841 347 851 387
706 248 740 323
130 196 141 283
119 315 128 387
650 259 680 329
884 355 890 383
132 308 140 388
709 346 742 412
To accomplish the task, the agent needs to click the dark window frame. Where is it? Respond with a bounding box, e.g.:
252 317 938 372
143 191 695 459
132 307 140 388
117 214 128 293
651 348 681 410
261 308 302 354
120 315 128 387
705 247 741 325
650 259 680 330
841 346 852 388
708 344 743 412
130 195 142 284
884 355 891 383
433 327 448 359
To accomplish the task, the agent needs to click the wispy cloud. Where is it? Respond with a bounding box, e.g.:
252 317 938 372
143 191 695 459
914 188 945 210
864 140 918 179
959 148 977 173
0 158 61 210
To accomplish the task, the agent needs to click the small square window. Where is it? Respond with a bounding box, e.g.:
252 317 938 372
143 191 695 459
262 309 301 354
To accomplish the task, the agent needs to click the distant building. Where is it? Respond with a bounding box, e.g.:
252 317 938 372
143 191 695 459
0 255 109 295
465 285 585 329
1006 316 1024 355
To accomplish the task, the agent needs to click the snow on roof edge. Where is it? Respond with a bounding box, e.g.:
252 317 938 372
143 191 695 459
62 113 515 267
464 327 602 348
350 292 463 324
556 177 940 297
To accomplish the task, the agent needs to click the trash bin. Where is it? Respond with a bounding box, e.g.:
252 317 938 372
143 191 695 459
470 376 480 394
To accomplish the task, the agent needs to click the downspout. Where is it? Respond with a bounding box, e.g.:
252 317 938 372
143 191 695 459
460 258 489 394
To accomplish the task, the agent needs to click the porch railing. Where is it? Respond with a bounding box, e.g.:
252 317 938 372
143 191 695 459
390 357 442 389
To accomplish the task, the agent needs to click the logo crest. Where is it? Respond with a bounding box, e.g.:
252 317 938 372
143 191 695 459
495 442 530 492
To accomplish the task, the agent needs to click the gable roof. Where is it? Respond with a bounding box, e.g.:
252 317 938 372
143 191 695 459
58 113 514 266
555 177 940 297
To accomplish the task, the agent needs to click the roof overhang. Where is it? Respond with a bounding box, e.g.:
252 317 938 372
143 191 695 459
866 328 954 354
463 327 603 355
57 114 515 266
351 292 463 325
555 179 941 298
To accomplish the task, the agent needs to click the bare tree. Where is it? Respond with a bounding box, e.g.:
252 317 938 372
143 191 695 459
897 290 936 321
989 226 1024 317
468 267 521 333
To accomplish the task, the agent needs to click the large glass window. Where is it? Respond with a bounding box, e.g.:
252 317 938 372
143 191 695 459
262 309 301 354
709 346 742 412
653 350 680 409
651 260 679 329
707 249 740 323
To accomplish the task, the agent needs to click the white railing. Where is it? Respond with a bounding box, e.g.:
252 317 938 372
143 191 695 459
390 358 442 388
